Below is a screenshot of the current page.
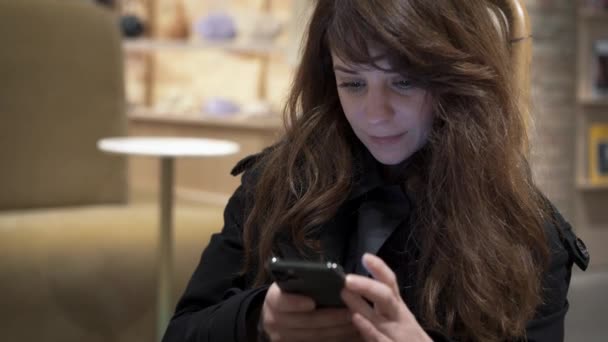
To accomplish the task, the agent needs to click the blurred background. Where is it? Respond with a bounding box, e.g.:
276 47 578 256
0 0 606 341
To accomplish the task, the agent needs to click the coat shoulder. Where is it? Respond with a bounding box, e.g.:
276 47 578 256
543 202 589 271
230 152 265 177
229 145 277 189
230 145 279 177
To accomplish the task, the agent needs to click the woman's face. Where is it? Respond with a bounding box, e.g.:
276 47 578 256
332 51 434 165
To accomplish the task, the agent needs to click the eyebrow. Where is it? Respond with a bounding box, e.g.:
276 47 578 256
333 65 359 75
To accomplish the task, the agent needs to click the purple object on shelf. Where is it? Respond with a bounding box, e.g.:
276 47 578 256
195 12 237 41
202 98 240 116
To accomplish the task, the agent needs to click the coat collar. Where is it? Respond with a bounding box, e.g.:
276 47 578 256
277 146 413 271
349 183 411 275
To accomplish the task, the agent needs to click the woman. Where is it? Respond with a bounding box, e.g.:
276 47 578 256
163 0 589 341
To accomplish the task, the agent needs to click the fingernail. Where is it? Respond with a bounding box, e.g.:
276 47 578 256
361 253 370 265
345 275 359 290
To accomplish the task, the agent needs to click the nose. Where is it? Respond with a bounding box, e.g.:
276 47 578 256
363 86 394 125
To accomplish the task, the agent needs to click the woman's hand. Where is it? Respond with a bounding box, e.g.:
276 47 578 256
261 282 362 342
341 253 432 342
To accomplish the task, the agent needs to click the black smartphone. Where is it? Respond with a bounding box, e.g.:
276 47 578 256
268 257 346 308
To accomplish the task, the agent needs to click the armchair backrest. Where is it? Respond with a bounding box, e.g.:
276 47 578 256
0 0 128 210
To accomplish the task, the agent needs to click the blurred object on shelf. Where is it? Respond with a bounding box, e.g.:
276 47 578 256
595 40 608 92
229 8 283 43
248 12 282 41
120 14 146 38
589 124 608 184
157 0 190 39
94 0 116 9
202 97 240 116
195 12 237 41
581 0 608 9
153 89 198 115
120 0 149 22
241 101 273 117
119 0 149 37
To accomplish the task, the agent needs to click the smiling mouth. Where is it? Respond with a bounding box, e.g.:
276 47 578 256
369 133 406 145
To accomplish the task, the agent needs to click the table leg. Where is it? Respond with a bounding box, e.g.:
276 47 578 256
157 157 174 341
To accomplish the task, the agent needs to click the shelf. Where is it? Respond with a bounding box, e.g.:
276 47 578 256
579 94 608 107
577 180 608 191
578 8 608 20
128 107 283 131
123 38 285 57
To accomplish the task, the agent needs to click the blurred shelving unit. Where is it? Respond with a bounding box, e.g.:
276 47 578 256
128 106 283 131
574 1 608 263
576 179 608 191
123 35 285 111
113 0 302 202
123 38 284 55
575 3 608 190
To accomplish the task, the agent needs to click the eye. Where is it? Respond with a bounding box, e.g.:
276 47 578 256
338 81 365 93
392 79 414 90
338 81 366 91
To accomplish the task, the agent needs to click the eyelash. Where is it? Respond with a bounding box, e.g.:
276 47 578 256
337 79 415 92
338 81 365 89
393 80 414 90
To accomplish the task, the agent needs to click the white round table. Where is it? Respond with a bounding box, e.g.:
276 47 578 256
97 137 240 340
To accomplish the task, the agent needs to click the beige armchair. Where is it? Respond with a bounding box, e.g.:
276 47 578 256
0 0 128 210
0 1 223 341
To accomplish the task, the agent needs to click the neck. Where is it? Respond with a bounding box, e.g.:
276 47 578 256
381 159 411 183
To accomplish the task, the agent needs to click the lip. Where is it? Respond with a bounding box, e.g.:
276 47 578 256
368 132 406 145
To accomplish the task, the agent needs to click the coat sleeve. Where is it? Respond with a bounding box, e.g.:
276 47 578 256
524 207 590 342
162 173 268 342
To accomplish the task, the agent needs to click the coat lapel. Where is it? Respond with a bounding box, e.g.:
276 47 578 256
275 146 412 270
275 203 355 263
351 184 411 275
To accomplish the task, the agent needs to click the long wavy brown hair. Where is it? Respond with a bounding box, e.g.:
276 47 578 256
241 0 550 340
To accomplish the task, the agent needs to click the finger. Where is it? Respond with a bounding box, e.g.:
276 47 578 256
341 288 376 322
345 274 400 319
266 283 316 313
362 253 400 296
352 312 389 342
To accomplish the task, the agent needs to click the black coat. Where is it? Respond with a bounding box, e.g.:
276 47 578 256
162 151 590 342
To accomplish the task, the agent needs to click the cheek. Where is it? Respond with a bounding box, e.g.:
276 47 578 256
338 94 360 126
407 101 434 145
416 97 434 133
420 111 434 136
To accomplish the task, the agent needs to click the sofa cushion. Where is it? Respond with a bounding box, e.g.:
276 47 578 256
0 203 223 341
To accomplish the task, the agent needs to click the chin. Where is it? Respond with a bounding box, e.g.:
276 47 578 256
368 149 410 165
